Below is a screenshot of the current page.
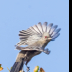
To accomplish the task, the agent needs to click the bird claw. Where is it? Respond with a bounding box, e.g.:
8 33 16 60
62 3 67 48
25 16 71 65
27 66 30 72
38 48 50 54
43 48 51 54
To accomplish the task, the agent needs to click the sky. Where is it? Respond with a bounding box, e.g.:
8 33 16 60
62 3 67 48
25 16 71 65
0 0 69 72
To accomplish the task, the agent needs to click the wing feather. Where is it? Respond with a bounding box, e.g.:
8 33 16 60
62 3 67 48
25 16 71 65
47 23 53 33
29 26 38 34
37 22 43 34
16 22 61 46
42 22 47 32
32 25 41 33
51 33 60 41
51 28 61 37
49 25 58 35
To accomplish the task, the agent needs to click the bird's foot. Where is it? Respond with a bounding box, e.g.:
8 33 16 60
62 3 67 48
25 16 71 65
43 48 51 54
26 66 30 72
36 48 50 54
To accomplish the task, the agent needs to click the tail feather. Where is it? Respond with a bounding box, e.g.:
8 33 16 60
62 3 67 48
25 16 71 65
10 50 41 72
10 58 24 72
10 62 19 72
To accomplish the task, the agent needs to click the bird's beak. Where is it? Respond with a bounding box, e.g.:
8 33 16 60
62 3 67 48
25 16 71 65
48 38 52 40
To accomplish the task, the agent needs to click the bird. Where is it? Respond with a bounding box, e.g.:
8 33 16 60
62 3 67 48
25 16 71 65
10 22 61 72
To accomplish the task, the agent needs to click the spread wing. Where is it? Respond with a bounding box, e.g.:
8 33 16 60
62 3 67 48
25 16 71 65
17 22 43 46
16 22 61 46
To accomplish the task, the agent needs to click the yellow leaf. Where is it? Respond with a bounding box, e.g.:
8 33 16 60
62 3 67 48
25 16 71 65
34 66 39 72
0 64 3 71
7 67 10 72
0 67 3 71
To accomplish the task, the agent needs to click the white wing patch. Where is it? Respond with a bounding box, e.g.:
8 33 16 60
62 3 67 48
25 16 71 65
26 34 42 45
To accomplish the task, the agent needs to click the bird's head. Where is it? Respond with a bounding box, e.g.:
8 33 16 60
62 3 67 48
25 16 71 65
43 32 52 41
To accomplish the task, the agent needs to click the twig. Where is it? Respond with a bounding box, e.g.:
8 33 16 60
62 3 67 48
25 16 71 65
7 67 10 72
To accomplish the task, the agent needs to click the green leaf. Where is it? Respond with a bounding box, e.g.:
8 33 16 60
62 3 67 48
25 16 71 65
0 64 1 68
10 67 12 70
34 66 39 72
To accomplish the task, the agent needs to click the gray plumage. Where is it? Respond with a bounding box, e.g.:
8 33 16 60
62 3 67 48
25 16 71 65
10 50 41 72
10 22 61 72
17 22 61 46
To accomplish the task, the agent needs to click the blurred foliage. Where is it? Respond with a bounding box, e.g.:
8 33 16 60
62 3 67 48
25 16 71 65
34 66 39 72
39 68 45 72
34 66 45 72
7 67 25 72
7 67 12 72
0 64 3 71
7 66 45 72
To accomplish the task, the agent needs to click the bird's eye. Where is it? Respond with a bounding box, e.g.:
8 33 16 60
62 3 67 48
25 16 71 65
45 36 47 38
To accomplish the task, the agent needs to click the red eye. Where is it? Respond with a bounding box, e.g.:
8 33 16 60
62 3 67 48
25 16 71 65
45 36 47 38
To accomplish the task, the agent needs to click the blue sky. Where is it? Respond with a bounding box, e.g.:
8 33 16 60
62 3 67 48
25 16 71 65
0 0 69 72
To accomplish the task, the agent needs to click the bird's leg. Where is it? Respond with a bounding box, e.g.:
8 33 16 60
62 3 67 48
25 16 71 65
24 63 30 72
24 57 30 72
25 63 30 72
26 66 30 72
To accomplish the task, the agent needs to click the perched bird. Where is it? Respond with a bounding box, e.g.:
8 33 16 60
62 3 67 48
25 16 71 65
10 22 61 72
